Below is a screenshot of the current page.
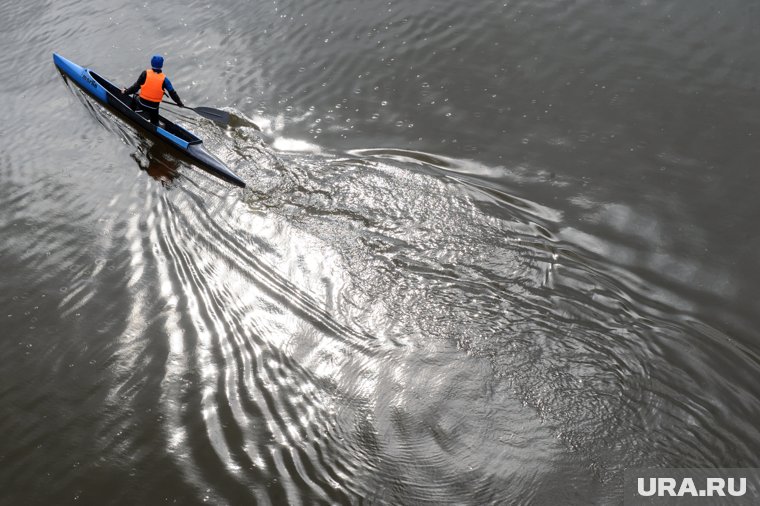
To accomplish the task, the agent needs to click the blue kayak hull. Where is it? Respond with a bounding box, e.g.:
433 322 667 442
53 53 246 188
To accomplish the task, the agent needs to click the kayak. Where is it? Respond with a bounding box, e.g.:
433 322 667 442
53 53 246 188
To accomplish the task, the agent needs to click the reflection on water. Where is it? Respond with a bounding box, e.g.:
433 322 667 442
131 144 180 186
2 0 760 503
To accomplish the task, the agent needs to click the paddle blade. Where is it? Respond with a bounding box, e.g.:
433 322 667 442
191 106 230 124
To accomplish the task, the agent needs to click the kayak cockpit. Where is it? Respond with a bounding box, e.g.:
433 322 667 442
89 70 203 146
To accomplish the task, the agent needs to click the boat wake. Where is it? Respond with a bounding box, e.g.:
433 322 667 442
75 122 760 503
22 76 760 501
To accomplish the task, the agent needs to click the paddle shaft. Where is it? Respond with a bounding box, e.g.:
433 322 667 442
161 100 230 124
120 89 229 124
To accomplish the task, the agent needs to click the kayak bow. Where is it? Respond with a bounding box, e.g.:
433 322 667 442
53 53 246 188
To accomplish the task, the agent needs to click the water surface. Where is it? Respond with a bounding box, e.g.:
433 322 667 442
2 0 760 504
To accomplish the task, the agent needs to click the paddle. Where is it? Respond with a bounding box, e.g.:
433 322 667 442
162 101 230 125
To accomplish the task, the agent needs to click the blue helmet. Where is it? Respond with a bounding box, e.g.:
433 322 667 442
151 54 164 70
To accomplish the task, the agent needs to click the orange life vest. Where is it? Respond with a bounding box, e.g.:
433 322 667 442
139 69 166 103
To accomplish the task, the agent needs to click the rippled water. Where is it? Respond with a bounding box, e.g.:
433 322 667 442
2 0 760 504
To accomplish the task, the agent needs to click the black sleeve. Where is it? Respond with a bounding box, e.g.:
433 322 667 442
168 89 184 107
123 71 147 95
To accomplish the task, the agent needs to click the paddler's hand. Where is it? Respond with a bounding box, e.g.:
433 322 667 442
121 87 126 94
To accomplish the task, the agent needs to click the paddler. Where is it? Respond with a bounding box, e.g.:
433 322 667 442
122 55 184 125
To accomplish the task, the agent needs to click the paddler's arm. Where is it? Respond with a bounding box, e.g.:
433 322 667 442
163 77 185 108
122 71 147 95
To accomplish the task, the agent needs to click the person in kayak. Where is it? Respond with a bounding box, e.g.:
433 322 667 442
122 55 184 125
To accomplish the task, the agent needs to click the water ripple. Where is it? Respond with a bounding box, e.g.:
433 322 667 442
3 0 760 503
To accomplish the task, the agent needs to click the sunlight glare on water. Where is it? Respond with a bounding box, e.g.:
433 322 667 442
1 0 760 504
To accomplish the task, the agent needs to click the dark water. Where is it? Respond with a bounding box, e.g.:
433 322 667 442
2 0 760 504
